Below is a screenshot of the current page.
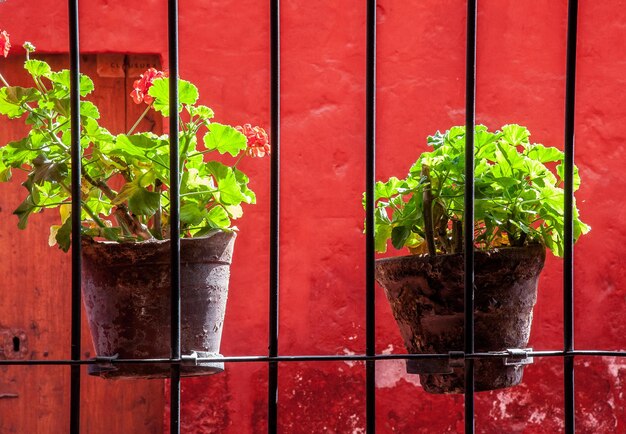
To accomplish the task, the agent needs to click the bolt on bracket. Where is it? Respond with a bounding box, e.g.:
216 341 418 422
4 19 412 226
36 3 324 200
91 353 119 373
181 351 199 366
486 348 534 367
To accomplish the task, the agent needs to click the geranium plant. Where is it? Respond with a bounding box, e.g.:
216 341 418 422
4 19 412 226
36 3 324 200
370 124 589 257
0 32 268 251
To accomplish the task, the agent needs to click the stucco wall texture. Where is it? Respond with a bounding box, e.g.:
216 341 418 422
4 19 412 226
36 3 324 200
3 0 626 432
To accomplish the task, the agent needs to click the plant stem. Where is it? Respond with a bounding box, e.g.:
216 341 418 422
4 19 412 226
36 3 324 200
127 103 153 135
154 179 163 239
0 72 9 88
421 164 436 256
59 181 106 228
452 220 463 253
81 171 154 240
232 153 245 169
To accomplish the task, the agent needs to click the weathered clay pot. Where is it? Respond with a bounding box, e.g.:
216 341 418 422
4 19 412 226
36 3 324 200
375 245 545 393
81 231 235 379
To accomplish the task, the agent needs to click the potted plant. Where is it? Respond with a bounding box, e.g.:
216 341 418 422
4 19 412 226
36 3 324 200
0 34 269 379
370 124 589 393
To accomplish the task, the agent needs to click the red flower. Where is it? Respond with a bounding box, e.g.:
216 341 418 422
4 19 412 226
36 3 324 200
236 124 270 158
130 68 168 105
0 30 10 58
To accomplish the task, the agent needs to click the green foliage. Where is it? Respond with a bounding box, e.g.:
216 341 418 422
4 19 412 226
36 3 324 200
148 77 198 116
0 54 265 251
368 124 590 257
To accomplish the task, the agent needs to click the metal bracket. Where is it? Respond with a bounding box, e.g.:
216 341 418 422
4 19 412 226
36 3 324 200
406 348 534 375
92 353 119 372
181 351 199 366
406 351 465 375
485 348 534 367
502 348 533 367
448 351 465 368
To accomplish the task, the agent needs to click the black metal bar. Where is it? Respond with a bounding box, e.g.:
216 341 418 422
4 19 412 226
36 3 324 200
464 0 477 432
68 0 81 432
365 0 377 432
268 0 280 431
563 0 579 432
5 349 626 366
168 0 181 432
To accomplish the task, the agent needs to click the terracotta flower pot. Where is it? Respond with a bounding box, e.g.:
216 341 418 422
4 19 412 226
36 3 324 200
81 231 236 379
375 245 546 393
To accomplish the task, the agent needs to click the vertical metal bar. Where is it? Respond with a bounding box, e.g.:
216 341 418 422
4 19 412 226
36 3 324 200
68 0 82 432
168 0 181 432
365 0 377 432
563 1 579 432
268 0 280 432
464 0 477 433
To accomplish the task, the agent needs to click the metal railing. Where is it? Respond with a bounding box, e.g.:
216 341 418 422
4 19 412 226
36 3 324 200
2 0 626 433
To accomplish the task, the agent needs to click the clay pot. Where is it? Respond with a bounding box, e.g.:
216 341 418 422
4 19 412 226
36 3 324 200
375 245 545 393
81 231 235 379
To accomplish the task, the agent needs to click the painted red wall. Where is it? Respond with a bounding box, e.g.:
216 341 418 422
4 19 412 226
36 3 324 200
2 0 626 432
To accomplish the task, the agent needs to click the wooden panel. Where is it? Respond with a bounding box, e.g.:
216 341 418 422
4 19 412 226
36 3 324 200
0 54 164 433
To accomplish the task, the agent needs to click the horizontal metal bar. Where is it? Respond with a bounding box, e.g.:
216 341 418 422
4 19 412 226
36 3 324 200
2 350 626 366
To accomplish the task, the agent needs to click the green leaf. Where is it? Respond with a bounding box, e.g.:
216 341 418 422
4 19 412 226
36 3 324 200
495 141 524 171
48 70 70 88
180 202 205 225
128 187 160 216
102 227 123 241
106 133 169 164
48 70 94 96
3 138 37 167
206 161 246 205
80 75 95 96
147 78 170 115
80 101 100 119
501 124 530 145
391 225 411 249
54 216 72 252
179 79 199 105
375 178 404 201
0 159 11 182
5 86 39 105
203 123 247 157
0 87 34 118
189 105 214 120
29 155 68 185
24 59 51 78
148 78 198 116
206 205 231 229
224 204 243 219
526 144 563 163
13 196 38 229
111 182 139 205
373 207 392 253
112 180 161 215
233 168 256 204
556 163 581 191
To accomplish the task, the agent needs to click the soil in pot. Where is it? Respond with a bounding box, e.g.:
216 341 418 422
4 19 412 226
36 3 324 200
81 231 235 379
375 245 546 394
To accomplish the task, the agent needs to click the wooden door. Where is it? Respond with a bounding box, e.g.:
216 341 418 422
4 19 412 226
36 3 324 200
0 53 165 433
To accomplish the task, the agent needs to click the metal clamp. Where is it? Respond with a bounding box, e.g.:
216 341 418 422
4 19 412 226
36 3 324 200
448 351 465 368
500 348 533 367
406 351 465 375
181 351 199 366
92 353 119 372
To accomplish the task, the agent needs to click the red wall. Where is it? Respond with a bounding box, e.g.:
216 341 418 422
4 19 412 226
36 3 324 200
3 0 626 432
